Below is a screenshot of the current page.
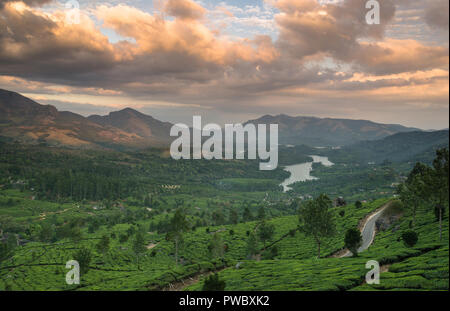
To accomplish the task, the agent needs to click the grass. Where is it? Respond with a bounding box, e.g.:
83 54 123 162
0 191 447 291
186 201 449 291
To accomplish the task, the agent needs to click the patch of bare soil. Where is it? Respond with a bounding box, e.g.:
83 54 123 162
146 243 158 250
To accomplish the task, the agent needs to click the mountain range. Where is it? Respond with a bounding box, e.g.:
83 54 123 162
0 89 171 149
246 114 420 147
337 129 450 164
0 88 433 150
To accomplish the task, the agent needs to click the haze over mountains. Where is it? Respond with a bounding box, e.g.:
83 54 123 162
0 88 440 150
246 114 420 147
335 130 450 165
0 89 171 149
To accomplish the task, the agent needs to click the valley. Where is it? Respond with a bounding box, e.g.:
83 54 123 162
0 89 448 292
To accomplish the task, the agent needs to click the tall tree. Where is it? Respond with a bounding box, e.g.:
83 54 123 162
208 233 225 259
257 221 275 249
246 232 259 259
429 148 449 241
132 231 146 270
229 209 239 225
257 207 266 220
398 164 429 228
243 207 253 222
73 247 92 276
298 194 336 258
167 209 189 265
96 234 110 256
344 228 362 257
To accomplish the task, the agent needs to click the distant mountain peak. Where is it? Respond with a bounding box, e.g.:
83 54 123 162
0 89 171 149
247 114 420 147
113 107 143 116
0 88 424 150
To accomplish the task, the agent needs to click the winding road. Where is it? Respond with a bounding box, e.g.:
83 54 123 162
340 203 390 258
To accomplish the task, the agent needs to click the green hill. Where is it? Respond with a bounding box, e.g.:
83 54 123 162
329 130 449 164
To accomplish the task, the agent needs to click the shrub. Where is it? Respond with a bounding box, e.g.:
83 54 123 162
202 273 226 291
262 245 278 260
73 247 92 275
344 228 362 256
355 201 363 209
402 231 418 248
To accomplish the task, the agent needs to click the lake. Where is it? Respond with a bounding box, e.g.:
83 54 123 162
280 155 334 192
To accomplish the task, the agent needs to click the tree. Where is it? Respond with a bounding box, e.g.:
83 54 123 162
208 233 224 259
132 231 146 270
96 234 110 256
429 148 449 241
246 232 259 259
298 194 336 258
262 245 278 260
0 242 12 264
229 209 239 224
167 209 189 265
39 223 54 242
212 210 225 226
334 197 346 207
243 207 253 222
119 233 129 243
202 273 225 291
402 231 418 247
355 201 363 209
257 221 275 249
257 207 266 220
6 234 18 252
73 247 92 276
344 228 362 257
398 162 431 228
69 226 83 244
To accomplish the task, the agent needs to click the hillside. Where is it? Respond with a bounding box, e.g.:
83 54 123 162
0 89 170 149
246 114 420 147
330 130 450 164
1 89 426 151
88 108 173 143
185 200 448 291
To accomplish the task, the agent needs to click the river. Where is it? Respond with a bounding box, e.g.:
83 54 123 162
280 155 334 192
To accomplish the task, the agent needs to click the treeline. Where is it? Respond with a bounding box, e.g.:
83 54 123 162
0 144 288 202
397 148 449 240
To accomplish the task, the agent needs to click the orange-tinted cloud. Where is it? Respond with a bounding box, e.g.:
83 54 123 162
96 4 277 65
273 0 448 74
0 0 448 129
164 0 206 20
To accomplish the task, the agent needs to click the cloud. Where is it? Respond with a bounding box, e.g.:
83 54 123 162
274 0 396 59
0 0 52 9
0 0 53 10
273 0 448 74
353 39 449 74
0 0 448 129
164 0 206 20
0 3 118 81
96 4 277 66
424 0 449 29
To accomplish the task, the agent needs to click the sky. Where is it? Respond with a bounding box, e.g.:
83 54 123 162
0 0 448 129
